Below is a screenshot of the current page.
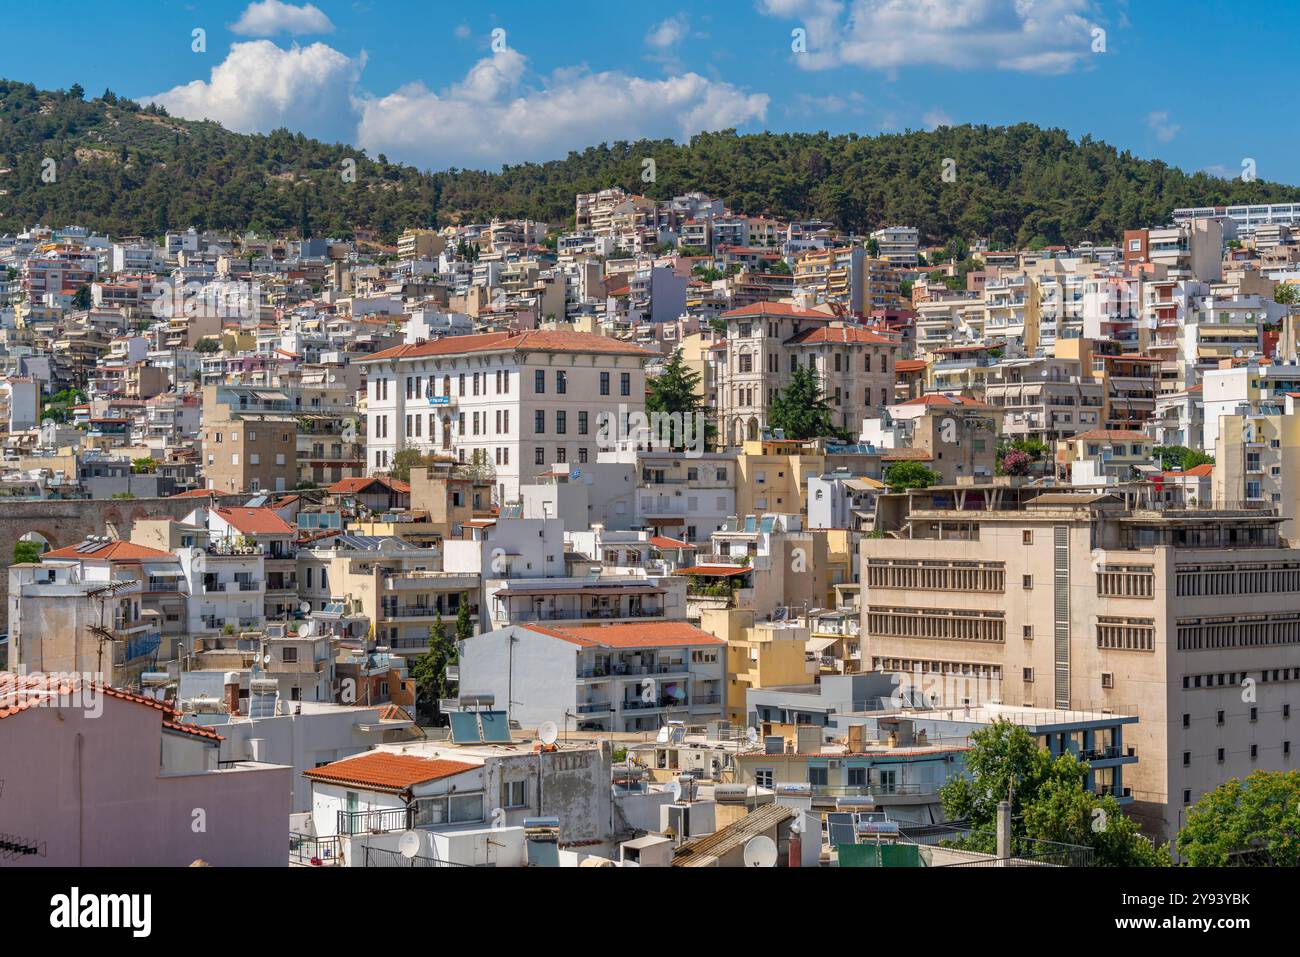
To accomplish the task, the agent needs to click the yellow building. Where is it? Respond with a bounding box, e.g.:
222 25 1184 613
735 438 825 518
700 608 812 724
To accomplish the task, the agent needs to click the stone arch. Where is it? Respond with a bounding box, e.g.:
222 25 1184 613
18 530 56 553
746 417 759 442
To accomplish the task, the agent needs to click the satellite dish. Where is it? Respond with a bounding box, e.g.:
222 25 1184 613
397 831 421 859
539 720 558 746
667 778 682 803
655 726 671 744
300 601 311 613
746 727 759 744
262 654 271 665
297 623 311 637
743 835 778 868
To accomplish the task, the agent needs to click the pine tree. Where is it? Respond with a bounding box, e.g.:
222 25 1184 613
767 365 846 441
646 349 713 450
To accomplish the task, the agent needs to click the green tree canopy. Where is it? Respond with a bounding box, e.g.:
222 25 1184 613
1153 445 1213 471
767 364 846 441
883 460 940 491
1178 770 1300 866
646 349 713 450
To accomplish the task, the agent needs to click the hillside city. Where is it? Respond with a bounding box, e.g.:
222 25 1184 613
2 187 1299 871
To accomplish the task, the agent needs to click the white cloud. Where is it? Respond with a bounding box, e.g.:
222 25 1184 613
357 49 769 169
147 40 768 170
231 0 335 36
647 14 690 49
147 41 361 143
758 0 1101 75
454 23 472 39
1147 110 1180 143
923 108 953 130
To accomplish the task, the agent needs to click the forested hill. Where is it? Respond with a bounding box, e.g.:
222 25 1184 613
2 78 1297 246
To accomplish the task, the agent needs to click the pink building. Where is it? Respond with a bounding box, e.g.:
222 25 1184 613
0 672 290 866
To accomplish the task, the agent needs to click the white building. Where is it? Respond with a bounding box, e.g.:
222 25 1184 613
457 621 726 733
357 330 652 503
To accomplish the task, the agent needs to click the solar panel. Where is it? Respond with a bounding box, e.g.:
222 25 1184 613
248 691 276 719
478 710 512 744
829 822 857 847
448 711 481 744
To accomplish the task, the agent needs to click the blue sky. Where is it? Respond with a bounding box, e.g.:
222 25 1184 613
6 0 1298 183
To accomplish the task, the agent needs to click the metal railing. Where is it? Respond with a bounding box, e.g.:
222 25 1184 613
362 846 471 868
290 833 341 866
337 807 413 836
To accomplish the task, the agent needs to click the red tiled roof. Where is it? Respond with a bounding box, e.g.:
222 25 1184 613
359 331 653 363
896 359 928 372
896 393 992 410
303 753 478 792
45 540 177 561
329 476 411 495
213 506 294 536
1165 464 1213 478
785 325 895 346
881 448 935 462
649 536 696 549
0 672 222 740
1072 429 1154 443
720 301 830 320
525 620 726 649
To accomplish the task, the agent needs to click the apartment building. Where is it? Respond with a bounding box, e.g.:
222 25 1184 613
1213 395 1300 538
982 354 1104 443
201 384 299 494
870 226 920 267
862 484 1298 841
634 450 736 543
358 330 651 503
457 620 726 732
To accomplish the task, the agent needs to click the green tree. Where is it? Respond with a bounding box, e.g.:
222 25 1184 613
194 337 221 354
1275 283 1299 305
883 460 940 491
13 540 42 564
767 364 845 441
410 614 459 722
72 284 92 310
455 594 475 642
1178 770 1300 866
131 457 158 474
1153 445 1213 471
646 349 713 450
941 720 1169 866
390 448 441 482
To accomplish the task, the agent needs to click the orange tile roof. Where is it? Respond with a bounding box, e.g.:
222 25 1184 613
896 393 992 409
1072 429 1154 443
213 506 294 536
674 564 752 578
328 476 412 494
1165 464 1213 477
896 359 928 372
359 331 653 364
303 753 478 792
785 325 895 346
525 620 725 649
649 536 696 549
720 301 830 320
0 672 222 740
45 540 177 561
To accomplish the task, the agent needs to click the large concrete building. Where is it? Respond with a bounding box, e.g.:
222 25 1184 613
862 484 1299 843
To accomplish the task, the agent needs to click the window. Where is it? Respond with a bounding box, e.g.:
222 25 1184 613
1023 667 1034 682
1217 710 1225 726
807 766 829 786
1251 744 1258 760
578 411 588 435
1218 748 1225 763
1101 672 1114 689
1022 575 1033 589
556 411 567 434
556 370 567 394
620 372 631 396
282 647 298 663
1183 789 1191 805
1182 713 1190 728
1022 530 1033 545
534 370 545 393
578 447 588 463
534 410 545 434
1183 751 1191 767
502 780 527 809
1251 707 1258 722
535 448 545 465
1023 625 1033 639
755 769 774 789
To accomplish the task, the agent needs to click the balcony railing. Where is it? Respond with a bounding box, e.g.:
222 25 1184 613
337 807 413 836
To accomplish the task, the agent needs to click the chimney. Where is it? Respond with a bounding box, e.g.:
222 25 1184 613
224 671 241 715
996 800 1012 860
